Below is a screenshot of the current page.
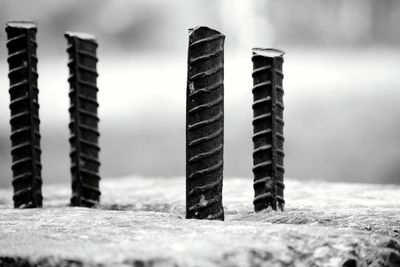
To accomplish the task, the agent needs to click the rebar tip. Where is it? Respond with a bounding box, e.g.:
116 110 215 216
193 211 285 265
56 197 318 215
252 48 285 58
65 31 97 42
189 26 224 37
6 21 37 29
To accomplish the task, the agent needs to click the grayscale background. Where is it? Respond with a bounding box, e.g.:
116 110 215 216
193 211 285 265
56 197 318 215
0 0 399 187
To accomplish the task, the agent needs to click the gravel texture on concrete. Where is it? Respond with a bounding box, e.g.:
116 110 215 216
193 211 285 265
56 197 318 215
0 177 400 267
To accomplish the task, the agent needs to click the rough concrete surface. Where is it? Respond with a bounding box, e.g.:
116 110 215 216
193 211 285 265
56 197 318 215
0 177 400 267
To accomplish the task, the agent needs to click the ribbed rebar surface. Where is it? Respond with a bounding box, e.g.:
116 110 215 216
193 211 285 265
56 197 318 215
65 32 101 207
6 21 43 208
186 26 225 220
251 48 285 212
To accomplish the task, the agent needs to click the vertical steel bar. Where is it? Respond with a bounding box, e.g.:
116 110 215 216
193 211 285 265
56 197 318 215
65 32 101 207
251 48 285 212
6 21 43 208
186 26 225 220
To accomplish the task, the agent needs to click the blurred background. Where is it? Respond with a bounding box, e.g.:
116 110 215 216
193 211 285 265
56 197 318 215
0 0 399 187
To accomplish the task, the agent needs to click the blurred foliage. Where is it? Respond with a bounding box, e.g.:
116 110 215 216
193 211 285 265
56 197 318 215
0 0 399 186
0 0 399 58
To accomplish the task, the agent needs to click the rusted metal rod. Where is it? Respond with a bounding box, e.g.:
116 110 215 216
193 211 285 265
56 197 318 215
6 21 43 208
251 48 285 212
65 32 101 207
186 26 225 220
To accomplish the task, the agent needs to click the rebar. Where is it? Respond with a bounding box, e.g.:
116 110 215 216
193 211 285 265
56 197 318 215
186 26 225 220
6 21 43 208
65 32 101 207
251 48 285 212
